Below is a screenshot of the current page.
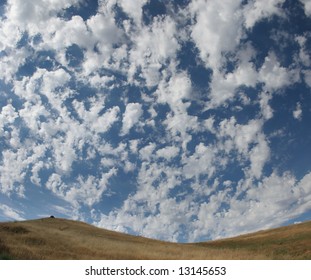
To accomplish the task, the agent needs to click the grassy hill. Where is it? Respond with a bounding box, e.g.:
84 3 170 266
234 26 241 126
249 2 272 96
0 218 310 259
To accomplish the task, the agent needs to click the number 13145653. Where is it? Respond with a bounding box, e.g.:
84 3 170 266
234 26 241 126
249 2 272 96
178 266 227 276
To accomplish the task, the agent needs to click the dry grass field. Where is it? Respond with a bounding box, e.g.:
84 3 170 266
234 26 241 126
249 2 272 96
0 218 310 260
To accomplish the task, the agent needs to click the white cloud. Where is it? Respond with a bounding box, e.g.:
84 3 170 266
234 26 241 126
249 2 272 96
139 142 156 161
14 68 72 113
209 62 258 107
293 102 302 120
183 143 216 180
0 18 22 51
259 52 299 91
12 65 123 177
120 103 143 135
197 26 257 108
188 2 299 108
46 173 65 196
155 70 198 150
87 13 120 43
0 48 30 82
296 35 311 67
19 6 123 77
0 149 27 197
18 101 49 133
248 135 270 179
73 98 120 134
218 117 263 156
42 68 71 92
128 16 180 86
129 139 140 154
303 70 311 87
117 0 148 25
6 0 81 25
217 117 271 179
123 160 136 173
156 71 192 107
47 168 117 208
97 166 311 242
0 103 18 126
189 0 243 69
156 146 180 161
30 161 46 186
96 162 188 241
243 0 286 29
88 74 115 89
0 204 24 220
190 170 311 241
52 137 78 174
259 91 274 120
0 0 310 244
95 106 120 133
2 71 125 191
299 0 311 16
1 0 83 56
66 169 117 207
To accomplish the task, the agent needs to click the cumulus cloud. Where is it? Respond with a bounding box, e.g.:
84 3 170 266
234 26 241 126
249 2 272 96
73 98 120 133
0 149 27 197
183 143 216 180
156 146 180 161
300 0 311 16
190 170 311 241
120 103 143 135
243 0 286 29
46 168 117 208
155 70 198 149
127 15 180 87
189 0 243 69
65 169 117 207
259 52 299 91
117 0 148 25
218 117 263 155
0 103 18 126
139 142 156 161
248 135 270 179
293 102 302 120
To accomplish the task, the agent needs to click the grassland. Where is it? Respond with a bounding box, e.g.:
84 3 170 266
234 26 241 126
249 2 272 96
0 218 310 260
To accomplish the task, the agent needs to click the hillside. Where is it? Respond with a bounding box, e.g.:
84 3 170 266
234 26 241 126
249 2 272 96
0 218 310 259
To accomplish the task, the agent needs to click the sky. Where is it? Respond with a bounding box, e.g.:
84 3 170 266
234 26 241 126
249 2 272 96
0 0 311 243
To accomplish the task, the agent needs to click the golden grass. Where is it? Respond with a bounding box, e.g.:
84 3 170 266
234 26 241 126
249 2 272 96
0 218 310 260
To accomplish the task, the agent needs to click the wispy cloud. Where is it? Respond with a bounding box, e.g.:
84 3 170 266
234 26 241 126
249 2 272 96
0 204 24 220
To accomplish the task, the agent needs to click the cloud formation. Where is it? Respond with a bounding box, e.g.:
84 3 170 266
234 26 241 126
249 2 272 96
121 103 143 135
0 0 310 242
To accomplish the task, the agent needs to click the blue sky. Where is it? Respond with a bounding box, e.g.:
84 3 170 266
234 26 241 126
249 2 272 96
0 0 311 242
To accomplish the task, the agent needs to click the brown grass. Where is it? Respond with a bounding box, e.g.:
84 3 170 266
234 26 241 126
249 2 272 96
0 218 310 260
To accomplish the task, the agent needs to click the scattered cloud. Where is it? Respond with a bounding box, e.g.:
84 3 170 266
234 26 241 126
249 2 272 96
156 146 180 161
243 0 286 29
300 0 311 16
258 52 299 91
0 204 24 220
189 0 243 70
293 102 302 120
121 103 143 136
0 0 310 242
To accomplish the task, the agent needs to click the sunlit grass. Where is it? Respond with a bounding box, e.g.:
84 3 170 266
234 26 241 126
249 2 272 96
0 218 310 260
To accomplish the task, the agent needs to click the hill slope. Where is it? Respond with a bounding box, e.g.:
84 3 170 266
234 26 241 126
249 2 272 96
0 218 310 259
